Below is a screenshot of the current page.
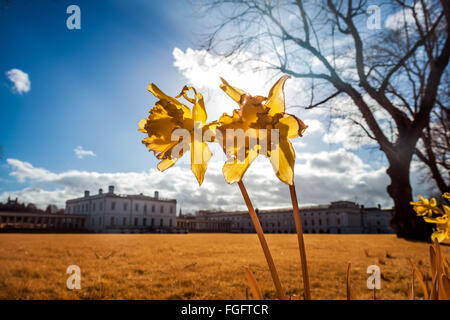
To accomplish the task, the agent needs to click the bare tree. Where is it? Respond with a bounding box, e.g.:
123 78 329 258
198 0 449 240
415 103 450 193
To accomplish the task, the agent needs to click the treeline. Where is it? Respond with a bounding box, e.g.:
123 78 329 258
0 198 65 214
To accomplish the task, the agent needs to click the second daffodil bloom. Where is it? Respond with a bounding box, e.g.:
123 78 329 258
427 205 450 242
409 194 440 217
139 84 212 185
411 193 450 242
218 76 307 185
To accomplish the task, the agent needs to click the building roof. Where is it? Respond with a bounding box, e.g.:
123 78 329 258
197 204 334 217
197 201 368 217
66 192 176 204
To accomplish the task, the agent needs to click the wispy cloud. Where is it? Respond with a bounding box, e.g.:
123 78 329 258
5 68 30 94
74 146 96 159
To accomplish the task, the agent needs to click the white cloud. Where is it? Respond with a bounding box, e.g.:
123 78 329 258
172 47 310 121
6 159 57 183
74 146 96 159
385 4 421 31
1 152 393 212
322 118 377 150
303 119 324 135
5 68 30 94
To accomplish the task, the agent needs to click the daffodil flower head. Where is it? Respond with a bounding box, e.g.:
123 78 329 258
218 76 307 185
409 194 440 217
430 205 450 242
411 193 450 242
139 83 212 186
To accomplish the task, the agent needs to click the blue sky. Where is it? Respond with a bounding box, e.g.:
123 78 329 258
0 1 432 212
0 0 195 185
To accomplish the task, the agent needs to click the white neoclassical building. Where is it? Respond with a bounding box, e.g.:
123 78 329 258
66 186 177 233
196 201 394 234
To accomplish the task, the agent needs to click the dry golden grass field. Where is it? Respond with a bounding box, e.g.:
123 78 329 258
0 233 448 300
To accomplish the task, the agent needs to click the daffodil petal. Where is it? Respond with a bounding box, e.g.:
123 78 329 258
222 145 258 184
277 114 308 138
269 139 295 185
220 77 245 103
176 85 207 123
431 230 447 243
266 75 289 116
148 83 192 118
176 85 196 104
443 205 450 215
191 142 212 186
424 216 449 224
138 119 147 133
193 92 207 123
157 158 176 172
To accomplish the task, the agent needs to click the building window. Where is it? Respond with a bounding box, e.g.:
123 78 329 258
161 206 164 213
123 203 128 211
144 205 147 214
123 217 127 226
135 204 139 212
169 219 172 227
143 218 147 226
134 217 139 226
337 218 341 225
170 206 173 214
319 219 322 226
93 203 96 211
152 205 155 213
110 217 115 225
98 217 102 226
99 202 103 210
160 218 163 227
151 218 154 227
111 202 116 210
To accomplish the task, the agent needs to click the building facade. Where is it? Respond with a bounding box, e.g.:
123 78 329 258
66 186 177 233
195 201 394 234
0 211 87 232
361 206 394 234
176 214 232 233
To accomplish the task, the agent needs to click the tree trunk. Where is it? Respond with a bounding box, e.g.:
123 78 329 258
386 152 432 241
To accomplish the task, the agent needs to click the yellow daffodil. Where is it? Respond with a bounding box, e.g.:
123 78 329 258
218 76 307 185
443 192 450 200
411 193 450 242
409 194 440 217
430 205 450 242
139 84 212 185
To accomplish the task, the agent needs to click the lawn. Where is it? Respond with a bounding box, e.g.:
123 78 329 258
0 233 447 300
